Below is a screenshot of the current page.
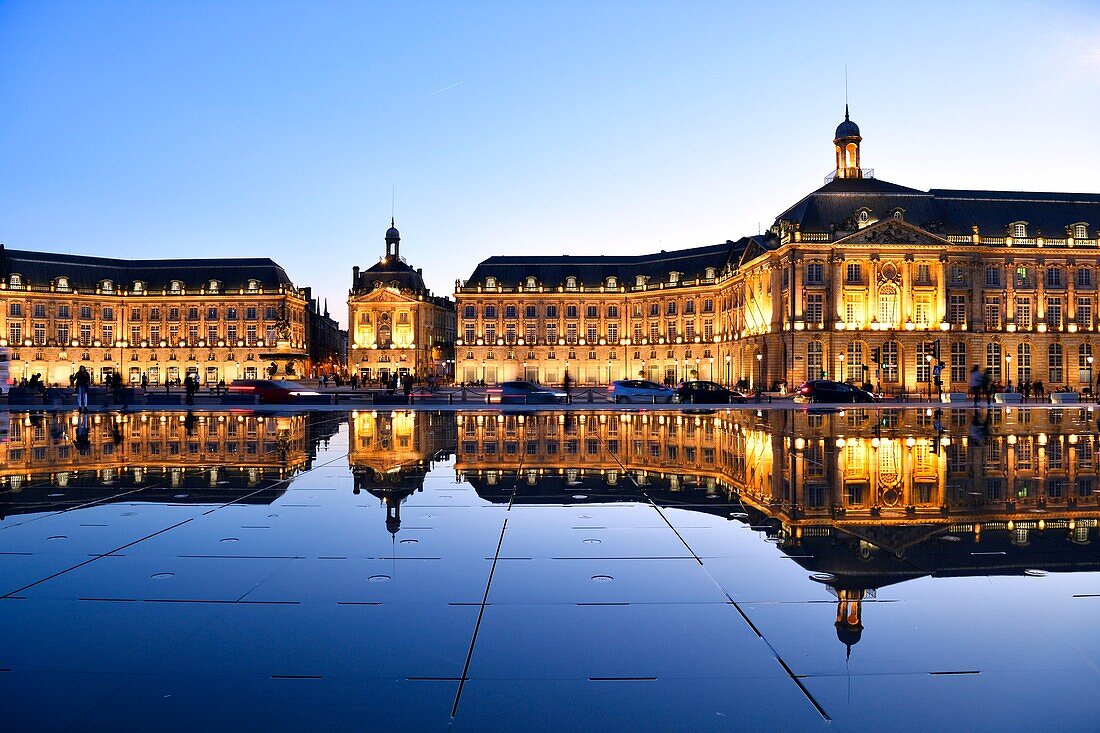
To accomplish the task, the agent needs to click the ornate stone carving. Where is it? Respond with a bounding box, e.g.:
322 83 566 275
844 221 941 246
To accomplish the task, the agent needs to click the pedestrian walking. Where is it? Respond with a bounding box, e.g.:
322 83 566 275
968 365 982 407
75 365 90 412
981 367 994 406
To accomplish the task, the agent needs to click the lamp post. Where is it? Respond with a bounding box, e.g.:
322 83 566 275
695 357 700 382
523 361 528 382
1088 355 1094 399
1005 354 1012 391
926 353 933 400
709 356 714 382
724 354 731 386
481 360 486 384
838 352 845 381
756 351 763 391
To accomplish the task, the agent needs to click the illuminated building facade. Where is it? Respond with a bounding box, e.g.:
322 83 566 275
348 221 456 383
0 246 311 386
456 111 1100 391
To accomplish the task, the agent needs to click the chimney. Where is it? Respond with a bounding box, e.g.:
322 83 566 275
352 266 360 289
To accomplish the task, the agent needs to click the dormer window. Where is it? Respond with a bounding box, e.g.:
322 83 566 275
133 281 143 293
55 276 69 291
486 276 497 289
8 274 22 288
705 267 716 279
1075 223 1088 239
858 210 870 224
892 209 904 220
669 272 680 284
246 280 259 292
635 275 646 287
209 280 220 292
525 276 537 289
170 280 183 293
101 279 114 293
565 276 577 289
1013 222 1027 238
606 276 617 288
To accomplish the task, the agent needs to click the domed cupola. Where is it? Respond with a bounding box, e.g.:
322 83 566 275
385 218 401 258
833 105 863 179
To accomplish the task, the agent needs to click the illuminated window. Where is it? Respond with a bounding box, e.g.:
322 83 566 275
1015 297 1032 330
878 284 899 326
1074 223 1088 239
986 342 1002 382
881 340 899 383
1047 297 1063 329
1046 267 1064 288
806 341 823 379
565 276 577 289
806 262 824 284
806 293 824 324
607 276 617 288
1017 342 1032 385
985 266 1001 287
1078 297 1093 329
1013 222 1027 238
951 341 967 383
1048 343 1064 383
1078 343 1093 383
846 263 862 284
526 276 537 288
985 296 1001 329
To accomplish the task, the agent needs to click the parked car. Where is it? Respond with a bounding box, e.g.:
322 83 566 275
608 379 676 403
227 379 324 404
793 380 878 404
486 381 567 404
674 380 748 404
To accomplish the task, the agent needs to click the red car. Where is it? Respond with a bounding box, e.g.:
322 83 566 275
227 379 322 404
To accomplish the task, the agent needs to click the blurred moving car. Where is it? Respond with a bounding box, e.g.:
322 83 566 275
674 381 748 404
486 381 567 404
608 379 676 403
227 379 324 404
793 380 878 404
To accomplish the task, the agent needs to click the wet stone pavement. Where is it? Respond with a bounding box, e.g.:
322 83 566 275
1 407 1099 731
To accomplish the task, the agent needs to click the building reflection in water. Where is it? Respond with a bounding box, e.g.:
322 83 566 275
0 411 340 517
443 407 1100 655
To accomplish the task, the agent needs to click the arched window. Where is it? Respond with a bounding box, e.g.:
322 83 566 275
209 280 220 292
986 342 1002 382
101 279 113 293
1048 343 1064 383
133 281 143 293
1013 222 1027 238
486 277 497 289
858 210 869 224
892 209 904 220
56 277 69 291
170 280 183 293
846 341 865 382
607 276 617 288
246 280 259 291
669 272 680 284
806 341 823 379
9 274 22 288
635 275 646 287
1078 343 1093 383
1075 223 1088 239
878 283 899 327
882 340 900 383
565 276 577 289
525 276 537 289
1017 342 1032 384
705 268 716 280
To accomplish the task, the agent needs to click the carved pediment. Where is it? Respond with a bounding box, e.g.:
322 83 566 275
837 219 949 247
352 287 420 305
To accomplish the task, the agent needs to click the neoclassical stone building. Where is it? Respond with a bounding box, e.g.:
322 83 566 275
348 221 456 383
0 246 310 386
455 110 1100 393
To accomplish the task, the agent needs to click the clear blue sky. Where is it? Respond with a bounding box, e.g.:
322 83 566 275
2 1 1099 326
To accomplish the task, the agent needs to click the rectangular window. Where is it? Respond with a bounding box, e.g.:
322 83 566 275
33 322 45 345
946 292 963 323
666 320 676 339
485 323 496 342
189 325 199 343
1077 268 1093 288
33 303 47 318
207 326 218 344
666 301 677 316
806 262 824 284
525 323 537 343
1047 297 1063 329
151 325 161 344
565 305 577 319
703 298 714 313
245 307 257 320
545 305 558 318
846 263 862 284
57 323 69 345
566 323 577 343
80 305 92 319
807 342 823 379
1048 344 1064 383
227 325 237 343
806 293 824 324
169 325 180 344
684 321 695 340
844 294 861 324
1077 298 1093 330
951 342 967 383
9 303 22 317
246 324 257 345
633 323 642 342
1046 268 1063 288
951 266 968 286
80 324 92 346
464 324 476 342
985 266 1001 287
649 322 660 340
703 320 714 340
1015 297 1031 330
102 325 114 345
1015 267 1034 289
58 305 70 319
586 324 598 342
131 326 141 345
985 296 1001 329
914 298 931 327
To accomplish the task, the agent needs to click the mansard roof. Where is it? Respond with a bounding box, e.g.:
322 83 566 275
0 246 295 291
358 254 428 293
463 239 754 288
774 177 1100 238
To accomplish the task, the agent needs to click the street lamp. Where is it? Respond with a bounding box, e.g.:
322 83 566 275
755 351 763 391
481 360 486 384
724 354 731 386
838 352 845 381
926 353 933 400
1088 355 1095 399
1005 354 1012 391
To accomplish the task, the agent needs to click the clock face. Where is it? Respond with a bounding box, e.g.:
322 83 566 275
381 312 391 324
881 262 898 281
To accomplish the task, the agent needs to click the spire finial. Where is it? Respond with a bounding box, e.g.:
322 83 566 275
845 103 849 122
391 216 395 227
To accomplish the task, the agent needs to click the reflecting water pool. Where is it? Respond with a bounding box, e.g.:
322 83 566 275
2 407 1099 731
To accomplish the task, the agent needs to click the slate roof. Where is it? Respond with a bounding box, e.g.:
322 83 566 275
357 255 428 293
0 246 295 291
774 177 1100 238
462 238 761 288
